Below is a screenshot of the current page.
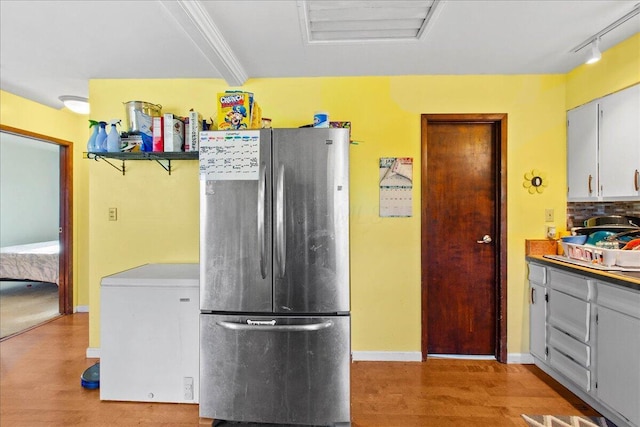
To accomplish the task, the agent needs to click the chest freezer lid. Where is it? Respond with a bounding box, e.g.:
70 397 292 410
101 263 199 288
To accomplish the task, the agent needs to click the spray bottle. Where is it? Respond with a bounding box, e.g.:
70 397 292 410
106 119 122 152
86 120 99 152
95 121 108 153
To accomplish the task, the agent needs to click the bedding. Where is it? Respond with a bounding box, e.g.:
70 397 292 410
0 240 59 285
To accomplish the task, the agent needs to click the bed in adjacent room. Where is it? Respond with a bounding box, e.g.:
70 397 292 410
0 240 59 285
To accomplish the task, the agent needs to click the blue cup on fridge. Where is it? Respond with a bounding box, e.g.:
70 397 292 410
313 112 329 128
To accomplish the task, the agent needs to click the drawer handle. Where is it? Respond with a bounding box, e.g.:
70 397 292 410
217 320 333 332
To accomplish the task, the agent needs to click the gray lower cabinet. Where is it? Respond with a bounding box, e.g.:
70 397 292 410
595 283 640 427
528 264 547 361
527 261 639 427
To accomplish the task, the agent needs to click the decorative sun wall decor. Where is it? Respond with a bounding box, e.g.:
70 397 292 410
523 169 548 194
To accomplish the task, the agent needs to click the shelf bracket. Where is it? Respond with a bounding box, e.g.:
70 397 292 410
88 153 125 175
148 155 172 175
85 151 196 175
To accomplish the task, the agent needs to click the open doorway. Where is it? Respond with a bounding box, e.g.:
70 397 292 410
0 125 73 339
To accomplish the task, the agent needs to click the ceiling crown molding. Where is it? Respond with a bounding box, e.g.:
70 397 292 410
160 0 248 86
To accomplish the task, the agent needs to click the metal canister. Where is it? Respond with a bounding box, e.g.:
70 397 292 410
123 101 162 134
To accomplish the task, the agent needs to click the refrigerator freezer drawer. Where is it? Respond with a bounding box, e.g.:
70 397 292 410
200 314 350 425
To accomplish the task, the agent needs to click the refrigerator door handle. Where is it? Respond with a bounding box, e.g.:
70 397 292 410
258 162 267 279
275 164 286 276
217 320 333 332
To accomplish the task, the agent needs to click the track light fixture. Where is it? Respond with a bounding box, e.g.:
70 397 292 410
585 38 602 65
570 3 640 65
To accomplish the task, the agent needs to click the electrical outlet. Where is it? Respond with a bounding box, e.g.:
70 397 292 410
545 208 554 222
108 208 117 221
183 377 194 401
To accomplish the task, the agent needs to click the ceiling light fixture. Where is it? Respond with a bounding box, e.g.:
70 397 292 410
59 95 90 115
570 3 640 64
585 38 602 64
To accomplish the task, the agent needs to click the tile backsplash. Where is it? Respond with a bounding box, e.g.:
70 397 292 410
567 201 640 229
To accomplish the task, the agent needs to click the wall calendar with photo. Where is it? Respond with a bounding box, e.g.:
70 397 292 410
379 157 413 217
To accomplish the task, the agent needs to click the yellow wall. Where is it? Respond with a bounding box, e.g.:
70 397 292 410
0 90 88 308
88 74 569 353
566 33 640 109
4 32 638 356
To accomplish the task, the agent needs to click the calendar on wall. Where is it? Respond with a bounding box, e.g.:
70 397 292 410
379 157 413 217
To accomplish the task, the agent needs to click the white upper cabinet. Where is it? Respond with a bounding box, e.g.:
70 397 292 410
567 102 599 201
598 84 640 199
567 84 640 201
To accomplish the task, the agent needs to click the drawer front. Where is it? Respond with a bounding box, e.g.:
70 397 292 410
549 347 591 392
200 314 350 424
528 263 547 285
597 282 640 319
548 289 590 342
549 269 592 300
549 327 590 367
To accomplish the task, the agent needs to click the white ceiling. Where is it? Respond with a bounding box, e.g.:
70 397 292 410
1 0 639 111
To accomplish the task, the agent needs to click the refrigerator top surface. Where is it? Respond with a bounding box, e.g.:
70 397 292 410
101 263 199 288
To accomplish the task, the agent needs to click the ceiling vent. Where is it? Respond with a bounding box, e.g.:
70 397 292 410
298 0 441 43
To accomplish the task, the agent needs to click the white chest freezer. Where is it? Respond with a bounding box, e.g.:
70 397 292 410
100 263 199 404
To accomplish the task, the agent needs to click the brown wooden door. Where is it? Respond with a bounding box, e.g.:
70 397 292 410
421 114 507 360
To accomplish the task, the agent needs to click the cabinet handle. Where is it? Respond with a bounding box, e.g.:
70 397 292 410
531 287 536 304
588 174 593 195
635 169 639 192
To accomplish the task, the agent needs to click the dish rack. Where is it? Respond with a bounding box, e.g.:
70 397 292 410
561 242 640 268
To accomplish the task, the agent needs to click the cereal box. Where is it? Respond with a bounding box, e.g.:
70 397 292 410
152 116 163 152
217 92 251 130
185 110 203 152
163 113 185 152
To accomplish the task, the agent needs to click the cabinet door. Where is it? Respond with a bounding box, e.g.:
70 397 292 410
567 102 599 200
529 283 547 360
596 306 640 426
599 84 640 199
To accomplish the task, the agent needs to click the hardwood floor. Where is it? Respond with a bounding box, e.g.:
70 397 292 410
0 314 599 427
0 280 60 339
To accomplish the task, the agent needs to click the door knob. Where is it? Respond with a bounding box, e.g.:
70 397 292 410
476 235 492 244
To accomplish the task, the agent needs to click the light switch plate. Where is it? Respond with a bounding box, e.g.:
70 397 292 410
545 208 554 222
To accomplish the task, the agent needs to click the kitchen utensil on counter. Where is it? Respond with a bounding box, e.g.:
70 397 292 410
603 228 640 242
584 215 640 228
574 225 640 235
561 235 588 245
586 230 616 246
622 238 640 250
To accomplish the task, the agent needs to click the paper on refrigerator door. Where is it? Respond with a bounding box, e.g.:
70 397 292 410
199 130 260 181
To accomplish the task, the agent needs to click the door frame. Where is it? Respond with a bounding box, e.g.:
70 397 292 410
0 124 73 315
420 114 507 363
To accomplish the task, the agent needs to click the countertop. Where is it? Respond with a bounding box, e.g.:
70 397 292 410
526 255 640 291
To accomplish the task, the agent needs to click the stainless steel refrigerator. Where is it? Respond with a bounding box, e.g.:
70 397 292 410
198 128 351 426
